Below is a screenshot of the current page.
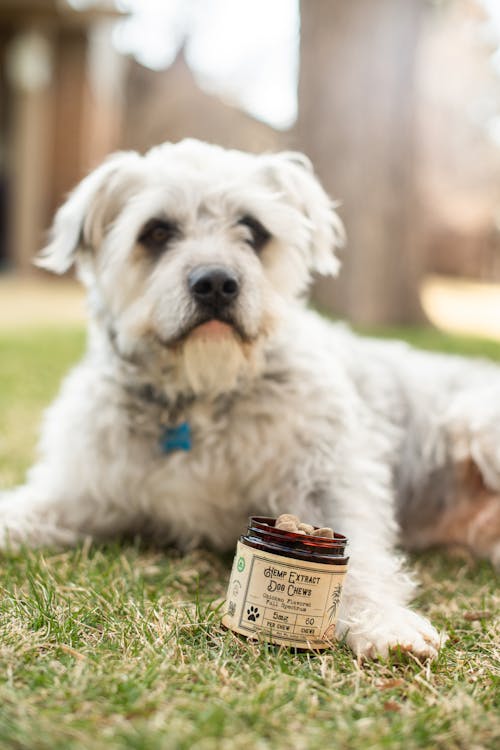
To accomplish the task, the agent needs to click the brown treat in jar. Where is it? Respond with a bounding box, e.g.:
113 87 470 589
275 520 299 533
276 513 300 527
298 523 315 534
311 527 334 538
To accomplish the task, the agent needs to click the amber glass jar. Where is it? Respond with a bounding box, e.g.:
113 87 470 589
222 516 349 649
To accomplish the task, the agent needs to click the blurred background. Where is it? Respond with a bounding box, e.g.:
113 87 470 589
2 0 500 336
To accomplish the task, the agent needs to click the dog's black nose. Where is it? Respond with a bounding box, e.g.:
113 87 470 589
188 266 240 308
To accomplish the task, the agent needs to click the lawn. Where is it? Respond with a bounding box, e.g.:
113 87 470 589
0 326 498 750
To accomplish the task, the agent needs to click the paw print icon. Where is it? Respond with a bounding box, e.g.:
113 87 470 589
247 605 260 622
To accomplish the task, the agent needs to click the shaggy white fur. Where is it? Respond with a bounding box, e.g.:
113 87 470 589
2 139 499 660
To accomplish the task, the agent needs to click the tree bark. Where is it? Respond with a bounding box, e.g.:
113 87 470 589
297 0 426 325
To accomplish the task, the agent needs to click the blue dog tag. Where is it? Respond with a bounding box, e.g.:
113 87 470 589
160 422 192 454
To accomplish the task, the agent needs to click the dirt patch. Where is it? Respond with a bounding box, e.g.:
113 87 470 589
0 275 85 330
422 274 500 341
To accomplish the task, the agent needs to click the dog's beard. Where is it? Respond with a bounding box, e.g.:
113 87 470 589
180 325 258 396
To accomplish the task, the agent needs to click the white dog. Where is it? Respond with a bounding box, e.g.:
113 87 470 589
2 140 499 660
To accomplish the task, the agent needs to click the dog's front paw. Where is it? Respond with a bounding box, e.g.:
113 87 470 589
343 607 445 661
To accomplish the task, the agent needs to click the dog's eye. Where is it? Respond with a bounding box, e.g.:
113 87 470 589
138 219 179 252
237 215 271 253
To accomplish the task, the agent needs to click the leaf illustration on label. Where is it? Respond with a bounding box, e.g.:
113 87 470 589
327 583 343 622
232 580 241 597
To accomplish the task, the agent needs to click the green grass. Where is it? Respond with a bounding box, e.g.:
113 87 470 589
0 325 499 750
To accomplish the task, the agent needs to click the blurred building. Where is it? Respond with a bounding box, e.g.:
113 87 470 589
418 0 500 282
124 49 282 155
0 2 284 275
0 0 125 273
298 0 500 326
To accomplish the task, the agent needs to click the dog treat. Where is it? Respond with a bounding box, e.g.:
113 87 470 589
312 527 335 538
298 522 315 534
276 520 301 534
222 516 349 650
275 513 334 538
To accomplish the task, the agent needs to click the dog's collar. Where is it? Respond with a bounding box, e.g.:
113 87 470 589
128 382 195 415
126 383 194 455
105 323 196 455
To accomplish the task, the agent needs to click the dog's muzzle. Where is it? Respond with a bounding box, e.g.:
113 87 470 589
188 265 240 315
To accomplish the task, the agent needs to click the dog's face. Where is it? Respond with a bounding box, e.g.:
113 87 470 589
38 140 344 393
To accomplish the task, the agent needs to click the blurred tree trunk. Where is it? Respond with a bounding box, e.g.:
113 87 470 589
297 0 426 325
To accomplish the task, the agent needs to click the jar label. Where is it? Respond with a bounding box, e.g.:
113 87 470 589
222 541 348 649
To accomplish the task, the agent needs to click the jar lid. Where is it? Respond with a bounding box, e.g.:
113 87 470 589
244 516 349 564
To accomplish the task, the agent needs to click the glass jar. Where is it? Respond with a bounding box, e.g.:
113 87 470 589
222 516 349 649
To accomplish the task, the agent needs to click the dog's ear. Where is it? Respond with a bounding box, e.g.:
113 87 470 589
35 151 143 274
265 151 345 276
